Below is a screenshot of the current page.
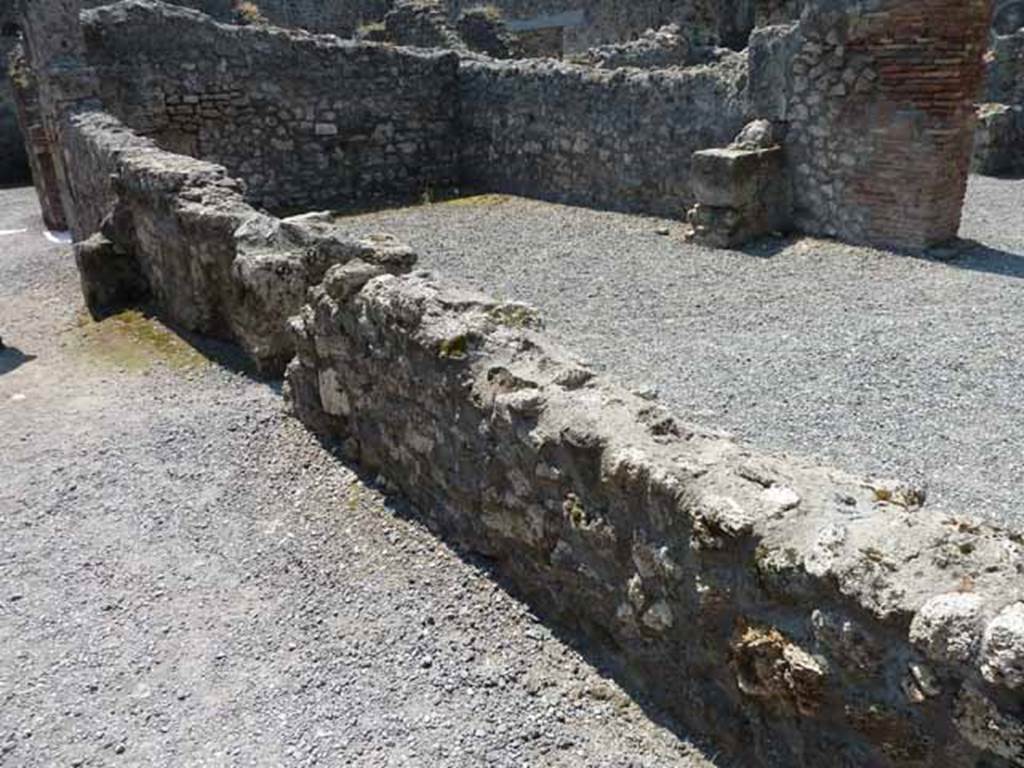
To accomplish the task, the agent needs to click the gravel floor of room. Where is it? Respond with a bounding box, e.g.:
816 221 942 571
0 185 718 767
329 175 1024 529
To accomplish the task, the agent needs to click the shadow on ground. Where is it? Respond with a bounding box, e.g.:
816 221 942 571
307 428 734 767
943 240 1024 279
0 345 37 375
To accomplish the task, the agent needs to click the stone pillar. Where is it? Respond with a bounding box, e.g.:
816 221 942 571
15 0 99 236
783 0 993 250
9 44 66 229
0 3 30 185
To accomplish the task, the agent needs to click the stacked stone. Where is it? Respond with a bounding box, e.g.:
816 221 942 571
458 50 750 218
754 0 804 27
455 6 523 59
80 0 461 215
0 1 30 185
987 29 1024 106
286 267 1024 767
383 0 466 50
65 109 419 373
972 102 1024 175
971 7 1024 177
567 24 706 70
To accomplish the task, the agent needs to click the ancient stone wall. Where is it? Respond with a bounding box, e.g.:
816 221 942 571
237 0 391 35
80 1 461 214
0 1 30 184
458 53 749 217
62 109 416 373
753 0 992 250
566 23 707 69
988 29 1024 106
452 0 741 52
286 268 1024 768
8 45 65 228
976 24 1024 176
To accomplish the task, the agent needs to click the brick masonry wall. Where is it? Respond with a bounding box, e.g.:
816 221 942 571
780 0 992 249
80 1 461 214
458 53 750 217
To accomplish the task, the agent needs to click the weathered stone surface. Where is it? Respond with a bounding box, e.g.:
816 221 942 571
458 51 750 218
566 24 706 70
688 122 790 247
455 7 522 59
973 102 1024 177
62 109 418 373
286 269 1024 766
987 28 1024 106
74 232 148 317
980 601 1024 689
908 592 987 665
955 684 1024 762
0 3 30 185
691 146 783 209
80 0 460 215
753 0 993 250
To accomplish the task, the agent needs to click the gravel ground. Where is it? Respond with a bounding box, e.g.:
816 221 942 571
0 185 718 767
331 176 1024 529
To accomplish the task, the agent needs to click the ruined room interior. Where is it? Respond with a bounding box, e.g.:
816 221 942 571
2 0 1023 766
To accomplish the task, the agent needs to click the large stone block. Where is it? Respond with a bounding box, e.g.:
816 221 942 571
973 102 1024 176
688 140 791 247
74 232 148 317
691 146 785 209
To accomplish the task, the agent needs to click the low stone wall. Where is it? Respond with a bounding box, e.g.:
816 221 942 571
458 53 749 217
62 109 416 373
566 24 705 70
80 0 460 214
286 268 1024 767
452 0 745 51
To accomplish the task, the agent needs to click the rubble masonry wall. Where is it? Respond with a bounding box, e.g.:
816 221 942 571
80 1 461 214
62 109 416 373
458 54 750 217
286 268 1024 768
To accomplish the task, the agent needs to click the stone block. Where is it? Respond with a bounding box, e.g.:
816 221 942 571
691 146 784 208
972 102 1024 177
74 232 149 319
688 144 791 248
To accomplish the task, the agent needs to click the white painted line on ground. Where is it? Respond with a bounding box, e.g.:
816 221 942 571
0 228 28 236
44 230 72 244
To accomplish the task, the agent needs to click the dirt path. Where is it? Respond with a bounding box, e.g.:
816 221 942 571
0 186 717 767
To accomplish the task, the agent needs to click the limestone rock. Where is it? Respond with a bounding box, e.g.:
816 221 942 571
908 592 986 665
980 602 1024 689
74 232 148 319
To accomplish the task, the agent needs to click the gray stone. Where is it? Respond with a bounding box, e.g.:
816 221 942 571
73 232 148 318
909 592 987 666
285 269 1024 766
980 601 1024 689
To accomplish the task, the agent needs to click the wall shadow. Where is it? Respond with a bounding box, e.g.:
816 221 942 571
304 428 734 768
936 239 1024 279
